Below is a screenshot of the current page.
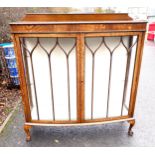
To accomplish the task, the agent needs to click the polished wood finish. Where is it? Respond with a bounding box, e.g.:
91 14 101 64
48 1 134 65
25 117 134 127
21 13 133 22
76 34 85 122
10 13 146 34
128 119 135 136
28 115 129 124
10 14 147 141
128 33 146 117
12 35 32 122
10 23 146 34
15 32 141 38
24 124 32 141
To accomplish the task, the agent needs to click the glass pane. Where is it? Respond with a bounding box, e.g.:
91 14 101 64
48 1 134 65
85 37 110 119
21 37 77 121
85 36 137 119
122 36 137 115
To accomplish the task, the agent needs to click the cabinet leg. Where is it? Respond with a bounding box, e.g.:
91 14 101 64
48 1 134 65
128 119 135 136
24 125 32 142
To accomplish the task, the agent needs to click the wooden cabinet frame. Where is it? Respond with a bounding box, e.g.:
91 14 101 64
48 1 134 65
10 13 146 141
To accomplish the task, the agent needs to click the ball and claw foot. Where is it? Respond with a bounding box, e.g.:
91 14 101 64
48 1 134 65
24 125 32 142
128 120 135 136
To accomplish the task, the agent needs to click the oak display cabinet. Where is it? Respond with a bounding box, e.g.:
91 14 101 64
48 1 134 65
10 13 147 141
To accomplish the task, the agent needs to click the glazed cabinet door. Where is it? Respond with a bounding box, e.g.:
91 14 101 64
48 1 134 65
20 36 78 121
84 34 138 120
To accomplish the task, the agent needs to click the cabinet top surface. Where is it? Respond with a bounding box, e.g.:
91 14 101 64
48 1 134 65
10 13 147 25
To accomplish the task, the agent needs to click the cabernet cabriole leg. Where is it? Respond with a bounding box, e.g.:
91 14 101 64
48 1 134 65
128 119 135 136
24 124 32 142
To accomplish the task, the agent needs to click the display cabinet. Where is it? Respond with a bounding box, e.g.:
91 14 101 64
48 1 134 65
10 13 147 141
